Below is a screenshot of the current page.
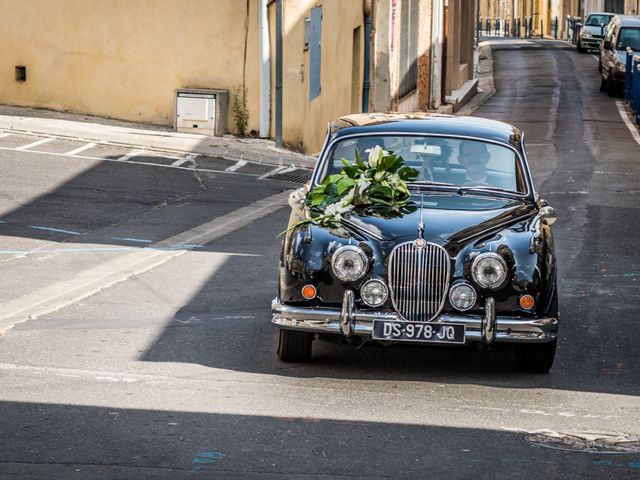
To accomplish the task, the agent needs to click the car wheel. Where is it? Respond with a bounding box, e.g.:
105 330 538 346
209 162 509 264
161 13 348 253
515 339 557 373
576 40 586 53
277 329 313 362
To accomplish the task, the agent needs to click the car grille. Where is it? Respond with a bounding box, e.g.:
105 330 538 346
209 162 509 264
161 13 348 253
388 241 451 322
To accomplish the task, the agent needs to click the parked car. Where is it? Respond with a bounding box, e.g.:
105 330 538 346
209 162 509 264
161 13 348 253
600 15 640 96
577 12 615 53
272 113 559 372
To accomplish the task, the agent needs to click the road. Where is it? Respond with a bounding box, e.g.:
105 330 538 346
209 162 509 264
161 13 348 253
1 38 640 479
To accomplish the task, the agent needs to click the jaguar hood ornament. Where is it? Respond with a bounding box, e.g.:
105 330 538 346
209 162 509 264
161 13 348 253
416 194 427 248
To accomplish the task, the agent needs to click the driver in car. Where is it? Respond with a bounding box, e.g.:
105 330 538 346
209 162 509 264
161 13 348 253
458 140 493 186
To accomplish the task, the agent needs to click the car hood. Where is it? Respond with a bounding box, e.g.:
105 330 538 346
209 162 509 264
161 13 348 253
344 194 536 250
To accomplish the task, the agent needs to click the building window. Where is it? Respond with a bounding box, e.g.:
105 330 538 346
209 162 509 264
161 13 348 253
604 0 624 14
398 0 418 98
309 6 322 100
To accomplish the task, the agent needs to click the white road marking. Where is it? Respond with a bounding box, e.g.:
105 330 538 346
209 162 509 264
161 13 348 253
0 145 261 176
118 149 145 161
591 54 599 62
64 142 96 155
171 154 196 167
225 160 248 172
615 100 640 147
15 137 54 150
0 190 290 334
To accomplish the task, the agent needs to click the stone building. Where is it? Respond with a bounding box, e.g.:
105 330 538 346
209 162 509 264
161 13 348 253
0 0 477 154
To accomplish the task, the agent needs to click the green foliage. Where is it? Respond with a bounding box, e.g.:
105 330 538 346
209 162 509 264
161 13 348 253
281 146 418 236
231 85 249 136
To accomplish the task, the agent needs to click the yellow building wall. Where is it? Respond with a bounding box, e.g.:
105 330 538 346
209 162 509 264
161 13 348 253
281 0 364 154
0 0 261 133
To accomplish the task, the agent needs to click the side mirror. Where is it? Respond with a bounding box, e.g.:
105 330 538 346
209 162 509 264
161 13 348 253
539 206 557 226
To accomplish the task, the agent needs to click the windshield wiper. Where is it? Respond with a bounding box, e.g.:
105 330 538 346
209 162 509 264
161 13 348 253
408 180 456 187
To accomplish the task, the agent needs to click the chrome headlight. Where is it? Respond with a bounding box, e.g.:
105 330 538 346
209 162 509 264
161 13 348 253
331 245 369 282
471 252 508 289
449 282 477 311
360 278 388 307
581 31 592 38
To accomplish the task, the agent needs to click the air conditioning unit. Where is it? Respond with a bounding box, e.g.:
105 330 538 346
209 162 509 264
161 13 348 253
175 88 229 136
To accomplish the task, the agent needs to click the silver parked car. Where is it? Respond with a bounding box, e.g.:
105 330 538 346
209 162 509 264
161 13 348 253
599 15 640 96
577 12 614 52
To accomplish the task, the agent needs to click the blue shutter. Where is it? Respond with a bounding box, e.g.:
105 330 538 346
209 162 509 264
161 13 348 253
309 6 322 100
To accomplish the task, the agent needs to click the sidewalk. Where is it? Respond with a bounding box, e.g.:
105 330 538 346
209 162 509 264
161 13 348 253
0 105 317 169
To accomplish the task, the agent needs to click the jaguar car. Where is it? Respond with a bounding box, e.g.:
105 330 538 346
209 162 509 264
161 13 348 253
272 113 559 373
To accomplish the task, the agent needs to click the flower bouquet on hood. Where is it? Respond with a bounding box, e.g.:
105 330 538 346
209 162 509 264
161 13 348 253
283 146 419 234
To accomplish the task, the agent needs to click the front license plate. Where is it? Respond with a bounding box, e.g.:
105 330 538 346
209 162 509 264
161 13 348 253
372 320 465 344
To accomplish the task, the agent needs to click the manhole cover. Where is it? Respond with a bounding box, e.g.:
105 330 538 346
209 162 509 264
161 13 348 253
524 431 640 454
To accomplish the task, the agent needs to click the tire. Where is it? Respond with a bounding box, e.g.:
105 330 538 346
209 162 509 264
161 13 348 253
277 329 313 362
515 339 557 373
576 40 586 53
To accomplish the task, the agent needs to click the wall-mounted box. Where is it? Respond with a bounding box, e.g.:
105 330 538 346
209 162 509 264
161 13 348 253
175 88 228 136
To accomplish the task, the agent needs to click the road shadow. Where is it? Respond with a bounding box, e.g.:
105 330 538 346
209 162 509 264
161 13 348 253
2 400 633 479
139 209 640 398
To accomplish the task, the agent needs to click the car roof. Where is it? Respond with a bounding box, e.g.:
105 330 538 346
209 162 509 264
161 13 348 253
329 113 523 149
610 15 640 27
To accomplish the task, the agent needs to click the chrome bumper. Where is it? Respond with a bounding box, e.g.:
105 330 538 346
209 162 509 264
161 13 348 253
272 293 558 344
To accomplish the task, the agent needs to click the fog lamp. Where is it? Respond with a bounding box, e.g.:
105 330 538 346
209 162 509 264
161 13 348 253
301 285 317 300
360 279 388 307
449 283 477 311
519 294 535 310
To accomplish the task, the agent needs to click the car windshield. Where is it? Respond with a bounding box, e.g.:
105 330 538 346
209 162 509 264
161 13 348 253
617 27 640 50
585 14 612 26
323 135 527 194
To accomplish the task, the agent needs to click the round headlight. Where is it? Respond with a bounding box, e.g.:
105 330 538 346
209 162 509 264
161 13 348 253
360 279 388 307
471 252 508 289
331 246 369 282
449 282 477 311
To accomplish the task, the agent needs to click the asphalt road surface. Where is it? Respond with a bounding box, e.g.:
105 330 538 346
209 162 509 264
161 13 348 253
1 39 640 479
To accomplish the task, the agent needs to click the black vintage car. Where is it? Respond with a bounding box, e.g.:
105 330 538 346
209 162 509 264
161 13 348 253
272 113 559 372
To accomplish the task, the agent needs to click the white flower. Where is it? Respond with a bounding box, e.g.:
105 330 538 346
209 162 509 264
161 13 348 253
374 171 385 182
356 175 371 192
367 145 388 168
325 201 353 217
388 173 401 186
341 189 355 204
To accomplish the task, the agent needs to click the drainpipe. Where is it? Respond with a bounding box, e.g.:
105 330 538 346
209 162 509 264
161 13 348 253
430 0 444 109
362 0 372 112
259 0 270 138
275 0 283 148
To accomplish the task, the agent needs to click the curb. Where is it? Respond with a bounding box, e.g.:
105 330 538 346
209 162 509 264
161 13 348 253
457 41 496 116
0 109 317 170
